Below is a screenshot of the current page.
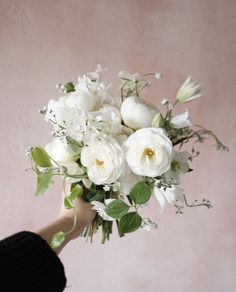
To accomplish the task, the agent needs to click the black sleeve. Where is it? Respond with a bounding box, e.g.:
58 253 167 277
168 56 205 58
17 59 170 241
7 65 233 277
0 231 67 292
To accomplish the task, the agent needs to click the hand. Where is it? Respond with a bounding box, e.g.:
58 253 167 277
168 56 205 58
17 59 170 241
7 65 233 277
57 184 96 240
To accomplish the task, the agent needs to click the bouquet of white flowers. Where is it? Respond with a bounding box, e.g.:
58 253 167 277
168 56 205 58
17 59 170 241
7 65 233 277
27 65 228 248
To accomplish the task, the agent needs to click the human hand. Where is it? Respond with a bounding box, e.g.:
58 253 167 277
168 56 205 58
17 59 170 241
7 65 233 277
58 184 96 240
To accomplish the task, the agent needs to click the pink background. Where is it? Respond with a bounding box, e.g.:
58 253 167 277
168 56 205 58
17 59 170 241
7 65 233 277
0 1 235 291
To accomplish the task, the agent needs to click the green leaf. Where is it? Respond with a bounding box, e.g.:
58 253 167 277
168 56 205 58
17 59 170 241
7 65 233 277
31 147 52 167
64 196 74 209
65 82 75 93
105 200 129 220
50 231 65 249
70 184 83 200
35 171 53 196
130 181 152 204
86 191 104 203
119 212 142 234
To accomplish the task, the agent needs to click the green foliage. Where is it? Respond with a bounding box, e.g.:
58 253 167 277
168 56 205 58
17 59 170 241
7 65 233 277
35 171 53 196
64 196 73 209
105 200 129 220
31 147 52 167
119 212 142 234
65 82 75 93
70 184 83 200
130 181 152 204
50 231 65 249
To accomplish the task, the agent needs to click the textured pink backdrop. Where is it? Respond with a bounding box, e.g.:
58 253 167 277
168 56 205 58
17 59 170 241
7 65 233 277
0 1 236 291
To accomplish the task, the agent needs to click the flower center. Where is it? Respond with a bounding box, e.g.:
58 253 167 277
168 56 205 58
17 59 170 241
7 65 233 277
96 159 104 166
171 160 181 171
144 148 155 158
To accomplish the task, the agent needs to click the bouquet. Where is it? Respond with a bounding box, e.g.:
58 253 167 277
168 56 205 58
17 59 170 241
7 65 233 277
27 65 228 248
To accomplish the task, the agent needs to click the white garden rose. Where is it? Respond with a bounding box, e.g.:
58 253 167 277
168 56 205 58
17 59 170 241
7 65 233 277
123 128 173 177
81 138 125 185
120 96 158 129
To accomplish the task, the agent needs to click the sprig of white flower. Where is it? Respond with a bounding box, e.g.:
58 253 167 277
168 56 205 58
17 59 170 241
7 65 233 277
176 76 202 103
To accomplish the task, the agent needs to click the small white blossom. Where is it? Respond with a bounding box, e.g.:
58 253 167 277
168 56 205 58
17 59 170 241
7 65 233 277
176 76 202 103
103 185 111 192
142 218 158 231
91 201 115 221
155 72 163 80
171 109 192 129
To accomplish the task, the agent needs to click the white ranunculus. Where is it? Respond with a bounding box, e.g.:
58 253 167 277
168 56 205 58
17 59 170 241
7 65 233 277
123 128 173 177
80 138 125 185
120 96 158 129
171 109 192 129
153 185 183 211
176 76 202 103
45 138 76 163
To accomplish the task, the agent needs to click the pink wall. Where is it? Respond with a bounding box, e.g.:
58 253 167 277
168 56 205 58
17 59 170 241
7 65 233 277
0 1 235 291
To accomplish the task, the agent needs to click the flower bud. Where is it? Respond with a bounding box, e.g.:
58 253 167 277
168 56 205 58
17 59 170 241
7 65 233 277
152 113 164 128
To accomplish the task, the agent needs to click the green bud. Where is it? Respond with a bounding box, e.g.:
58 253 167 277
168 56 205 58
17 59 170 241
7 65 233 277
152 113 164 128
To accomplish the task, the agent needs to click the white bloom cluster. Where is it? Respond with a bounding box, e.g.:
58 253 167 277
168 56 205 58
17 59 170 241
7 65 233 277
40 67 205 225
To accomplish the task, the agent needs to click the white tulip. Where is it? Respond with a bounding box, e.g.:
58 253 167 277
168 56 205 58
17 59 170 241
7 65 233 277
153 185 183 211
81 138 125 185
171 109 192 129
176 76 202 103
123 128 173 177
120 96 158 129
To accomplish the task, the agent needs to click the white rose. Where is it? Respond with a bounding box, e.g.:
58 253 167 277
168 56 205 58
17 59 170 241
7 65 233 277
81 138 125 185
45 138 76 163
120 96 158 129
123 128 173 177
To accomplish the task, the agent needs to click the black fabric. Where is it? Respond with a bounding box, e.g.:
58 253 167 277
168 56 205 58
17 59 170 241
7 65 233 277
0 231 67 292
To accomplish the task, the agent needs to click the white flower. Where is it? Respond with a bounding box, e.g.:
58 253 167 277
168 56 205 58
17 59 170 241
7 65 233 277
142 218 158 231
123 128 173 177
65 88 101 112
153 185 183 210
45 138 76 163
81 137 125 185
91 201 115 221
171 109 192 129
45 97 77 128
60 161 84 183
155 72 163 80
120 96 158 129
165 150 191 181
176 76 202 103
118 165 142 195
